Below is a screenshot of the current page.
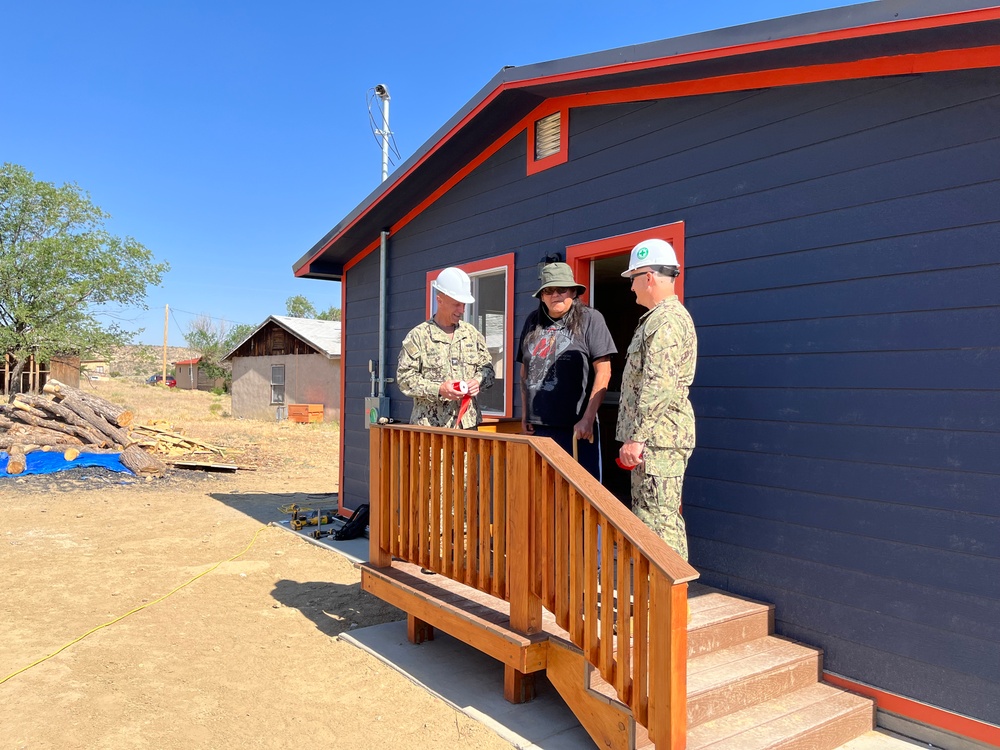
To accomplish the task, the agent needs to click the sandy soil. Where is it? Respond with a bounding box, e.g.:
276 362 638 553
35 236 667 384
0 381 514 750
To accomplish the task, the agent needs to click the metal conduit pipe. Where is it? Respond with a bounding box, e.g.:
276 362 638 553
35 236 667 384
378 230 389 397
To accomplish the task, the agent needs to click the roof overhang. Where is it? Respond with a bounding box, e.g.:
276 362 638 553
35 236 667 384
293 0 1000 280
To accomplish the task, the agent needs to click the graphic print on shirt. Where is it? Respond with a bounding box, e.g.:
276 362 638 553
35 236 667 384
524 323 573 397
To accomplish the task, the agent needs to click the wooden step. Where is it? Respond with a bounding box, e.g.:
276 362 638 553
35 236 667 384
688 636 822 727
688 682 874 750
688 584 774 658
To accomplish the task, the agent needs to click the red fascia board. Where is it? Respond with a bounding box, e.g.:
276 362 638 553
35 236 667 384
300 7 1000 278
341 42 1000 277
500 7 1000 92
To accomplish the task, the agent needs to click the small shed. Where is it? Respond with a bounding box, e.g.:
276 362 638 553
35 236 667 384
222 316 341 423
173 357 224 392
2 353 80 394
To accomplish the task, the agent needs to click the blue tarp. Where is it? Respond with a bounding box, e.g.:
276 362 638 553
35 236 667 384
0 451 134 476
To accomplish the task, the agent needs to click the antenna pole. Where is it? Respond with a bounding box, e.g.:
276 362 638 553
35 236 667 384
375 84 391 182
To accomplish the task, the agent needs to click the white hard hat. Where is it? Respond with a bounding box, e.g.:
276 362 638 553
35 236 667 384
621 238 679 277
432 267 475 304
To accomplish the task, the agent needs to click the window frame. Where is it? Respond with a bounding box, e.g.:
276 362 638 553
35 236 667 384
270 363 286 405
425 253 515 418
565 220 686 305
526 105 569 175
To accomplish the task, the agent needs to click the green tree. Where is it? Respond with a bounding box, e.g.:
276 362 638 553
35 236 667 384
223 322 256 353
285 295 316 318
183 315 234 389
285 295 340 320
0 163 168 394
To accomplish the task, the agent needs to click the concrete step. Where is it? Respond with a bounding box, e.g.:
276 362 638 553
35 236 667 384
834 729 929 749
688 636 822 727
688 583 774 658
688 682 874 750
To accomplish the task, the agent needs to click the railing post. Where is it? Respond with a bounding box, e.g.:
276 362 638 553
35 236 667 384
507 442 542 635
650 575 688 749
369 425 391 567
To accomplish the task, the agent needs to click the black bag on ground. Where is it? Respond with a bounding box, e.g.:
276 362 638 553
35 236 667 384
333 504 370 541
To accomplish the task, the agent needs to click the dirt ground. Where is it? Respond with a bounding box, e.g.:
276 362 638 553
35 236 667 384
0 380 515 750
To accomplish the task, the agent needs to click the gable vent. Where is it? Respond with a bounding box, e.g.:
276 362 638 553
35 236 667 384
534 112 562 160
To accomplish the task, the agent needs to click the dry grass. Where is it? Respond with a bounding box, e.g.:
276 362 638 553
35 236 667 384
85 378 340 479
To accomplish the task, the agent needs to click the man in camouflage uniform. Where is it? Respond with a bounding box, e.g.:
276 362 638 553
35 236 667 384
397 267 495 428
616 239 697 560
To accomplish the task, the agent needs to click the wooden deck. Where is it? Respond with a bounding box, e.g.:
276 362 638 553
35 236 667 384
364 423 884 749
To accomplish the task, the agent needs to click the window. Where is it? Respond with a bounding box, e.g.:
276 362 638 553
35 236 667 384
270 364 285 405
426 253 515 417
526 106 569 175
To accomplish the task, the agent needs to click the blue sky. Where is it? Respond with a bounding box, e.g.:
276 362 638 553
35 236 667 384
4 0 846 347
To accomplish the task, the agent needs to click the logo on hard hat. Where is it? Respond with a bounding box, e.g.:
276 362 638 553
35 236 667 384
637 246 649 259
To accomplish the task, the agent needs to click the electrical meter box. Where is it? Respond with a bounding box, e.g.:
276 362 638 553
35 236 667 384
364 397 390 429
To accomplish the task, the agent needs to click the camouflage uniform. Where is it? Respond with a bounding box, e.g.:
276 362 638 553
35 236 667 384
615 296 697 560
396 319 495 429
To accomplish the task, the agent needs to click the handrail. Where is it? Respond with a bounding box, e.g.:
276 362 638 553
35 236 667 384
369 423 699 749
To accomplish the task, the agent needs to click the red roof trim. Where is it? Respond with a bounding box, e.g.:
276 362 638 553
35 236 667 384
503 7 1000 91
302 7 1000 278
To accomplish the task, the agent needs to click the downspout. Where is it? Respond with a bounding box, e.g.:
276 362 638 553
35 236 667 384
378 230 389 397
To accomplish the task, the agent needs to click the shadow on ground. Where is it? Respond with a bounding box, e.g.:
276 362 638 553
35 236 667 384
270 578 403 637
210 490 341 526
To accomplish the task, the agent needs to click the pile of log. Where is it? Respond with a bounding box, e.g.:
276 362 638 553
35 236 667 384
0 379 166 477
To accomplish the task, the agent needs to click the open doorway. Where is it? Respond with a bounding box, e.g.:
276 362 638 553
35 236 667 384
567 221 686 506
592 254 642 506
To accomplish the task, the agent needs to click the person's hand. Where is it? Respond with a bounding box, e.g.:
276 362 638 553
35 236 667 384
438 381 464 401
619 440 644 468
521 419 534 435
466 379 481 396
573 416 595 442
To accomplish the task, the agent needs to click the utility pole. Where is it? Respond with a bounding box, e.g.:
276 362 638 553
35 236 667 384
162 304 169 384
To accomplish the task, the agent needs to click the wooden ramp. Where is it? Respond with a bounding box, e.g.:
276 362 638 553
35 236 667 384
362 563 878 749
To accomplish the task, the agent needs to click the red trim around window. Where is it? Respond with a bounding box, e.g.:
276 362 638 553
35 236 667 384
566 221 686 304
426 253 516 418
823 672 1000 747
526 105 569 175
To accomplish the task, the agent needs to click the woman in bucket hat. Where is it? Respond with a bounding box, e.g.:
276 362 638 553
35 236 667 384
515 262 617 480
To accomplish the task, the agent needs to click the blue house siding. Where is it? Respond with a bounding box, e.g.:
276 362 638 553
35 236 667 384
671 69 1000 722
336 66 1000 724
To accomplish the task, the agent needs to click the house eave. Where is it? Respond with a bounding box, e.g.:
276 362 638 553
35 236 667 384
293 0 1000 279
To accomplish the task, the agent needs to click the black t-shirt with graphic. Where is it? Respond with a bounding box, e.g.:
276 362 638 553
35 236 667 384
516 304 617 428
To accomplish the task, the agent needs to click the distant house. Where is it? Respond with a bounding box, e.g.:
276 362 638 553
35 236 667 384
222 316 341 422
173 357 224 391
80 357 110 380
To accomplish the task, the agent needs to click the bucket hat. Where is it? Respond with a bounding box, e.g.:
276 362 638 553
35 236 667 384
533 262 586 298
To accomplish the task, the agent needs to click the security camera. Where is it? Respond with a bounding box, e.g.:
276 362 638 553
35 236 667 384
374 83 390 99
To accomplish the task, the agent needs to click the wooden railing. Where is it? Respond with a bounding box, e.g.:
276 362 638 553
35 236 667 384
368 423 699 749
